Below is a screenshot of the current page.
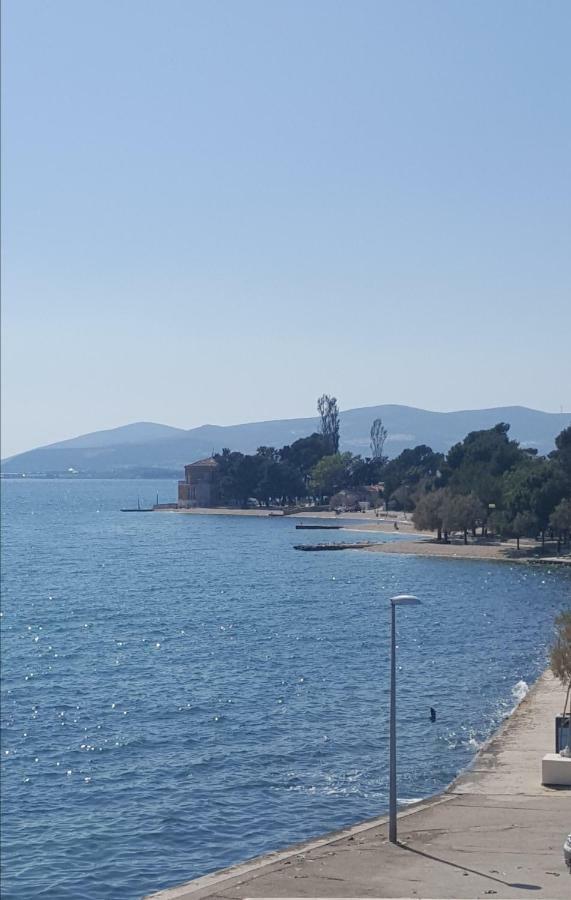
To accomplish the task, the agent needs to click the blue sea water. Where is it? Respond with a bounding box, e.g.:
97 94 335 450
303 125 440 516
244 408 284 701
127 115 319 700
1 479 570 900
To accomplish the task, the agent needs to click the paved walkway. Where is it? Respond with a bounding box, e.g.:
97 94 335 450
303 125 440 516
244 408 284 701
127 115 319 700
147 672 570 900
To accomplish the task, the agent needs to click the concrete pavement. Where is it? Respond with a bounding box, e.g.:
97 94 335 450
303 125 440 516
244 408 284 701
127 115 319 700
146 672 570 900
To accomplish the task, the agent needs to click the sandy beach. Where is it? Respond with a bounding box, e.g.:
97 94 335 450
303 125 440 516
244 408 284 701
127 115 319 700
309 509 570 562
155 506 424 528
154 505 570 563
360 537 571 563
155 506 283 516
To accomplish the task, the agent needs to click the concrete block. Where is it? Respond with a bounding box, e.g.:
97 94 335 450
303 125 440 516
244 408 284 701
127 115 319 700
541 753 571 786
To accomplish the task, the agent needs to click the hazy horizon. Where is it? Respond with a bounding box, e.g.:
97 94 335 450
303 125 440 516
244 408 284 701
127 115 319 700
2 1 570 458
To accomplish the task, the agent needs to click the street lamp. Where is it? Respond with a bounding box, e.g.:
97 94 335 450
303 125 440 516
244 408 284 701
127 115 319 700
389 594 421 844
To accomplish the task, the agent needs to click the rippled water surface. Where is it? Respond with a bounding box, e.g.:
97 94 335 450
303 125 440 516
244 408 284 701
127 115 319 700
1 479 570 899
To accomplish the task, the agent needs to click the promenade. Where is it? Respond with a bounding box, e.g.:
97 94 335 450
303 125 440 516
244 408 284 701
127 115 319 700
148 672 570 900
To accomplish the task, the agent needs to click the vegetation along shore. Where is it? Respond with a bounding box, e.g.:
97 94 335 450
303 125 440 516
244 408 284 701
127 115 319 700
162 395 571 561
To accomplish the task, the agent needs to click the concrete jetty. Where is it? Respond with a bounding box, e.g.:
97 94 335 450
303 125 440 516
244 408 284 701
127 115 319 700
147 672 570 899
294 541 375 551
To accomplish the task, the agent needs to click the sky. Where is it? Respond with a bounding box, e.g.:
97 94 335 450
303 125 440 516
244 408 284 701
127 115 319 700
2 0 570 458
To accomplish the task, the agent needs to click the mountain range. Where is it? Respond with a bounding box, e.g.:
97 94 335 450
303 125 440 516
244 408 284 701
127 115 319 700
2 405 569 477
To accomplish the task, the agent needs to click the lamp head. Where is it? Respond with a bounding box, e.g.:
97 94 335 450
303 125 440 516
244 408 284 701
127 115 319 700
390 594 421 606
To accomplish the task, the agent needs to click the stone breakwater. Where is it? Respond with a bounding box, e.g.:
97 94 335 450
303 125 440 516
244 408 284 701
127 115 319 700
147 671 570 900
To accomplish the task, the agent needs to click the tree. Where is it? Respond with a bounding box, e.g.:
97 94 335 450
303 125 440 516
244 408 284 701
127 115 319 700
213 450 264 507
349 456 383 489
381 445 444 509
255 461 305 507
413 489 446 541
549 498 571 553
510 511 539 550
370 418 388 460
550 426 571 483
256 446 279 463
503 458 568 546
234 455 263 507
441 493 486 544
317 394 340 454
388 484 414 512
550 611 571 719
310 453 353 499
280 433 330 480
214 449 245 505
278 463 306 504
444 423 524 513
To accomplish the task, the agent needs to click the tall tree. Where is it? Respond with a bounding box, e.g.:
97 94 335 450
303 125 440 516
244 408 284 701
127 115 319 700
317 394 340 454
370 418 388 460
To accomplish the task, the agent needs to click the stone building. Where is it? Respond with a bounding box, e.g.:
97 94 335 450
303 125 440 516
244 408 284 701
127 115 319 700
177 457 220 508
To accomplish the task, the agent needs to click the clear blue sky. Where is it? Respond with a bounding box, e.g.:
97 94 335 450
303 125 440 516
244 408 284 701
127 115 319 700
2 0 570 457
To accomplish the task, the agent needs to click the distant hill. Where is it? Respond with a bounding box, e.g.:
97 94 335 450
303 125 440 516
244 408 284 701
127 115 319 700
46 421 186 449
2 405 569 476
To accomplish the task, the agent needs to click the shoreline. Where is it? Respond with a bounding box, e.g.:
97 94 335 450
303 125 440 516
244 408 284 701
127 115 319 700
360 537 571 565
147 670 569 899
152 506 571 564
152 506 417 525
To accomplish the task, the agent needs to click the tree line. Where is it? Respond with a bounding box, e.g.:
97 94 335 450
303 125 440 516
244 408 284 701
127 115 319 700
411 422 571 549
214 394 386 507
212 394 571 549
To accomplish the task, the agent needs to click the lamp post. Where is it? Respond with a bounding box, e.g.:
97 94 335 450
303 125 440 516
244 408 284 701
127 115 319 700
389 594 421 844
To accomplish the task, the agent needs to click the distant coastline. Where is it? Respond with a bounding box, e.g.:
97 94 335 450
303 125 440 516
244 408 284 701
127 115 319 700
0 471 179 480
4 403 569 477
4 476 569 565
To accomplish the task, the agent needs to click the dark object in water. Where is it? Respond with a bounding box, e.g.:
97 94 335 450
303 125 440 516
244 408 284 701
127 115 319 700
430 707 436 723
295 524 342 530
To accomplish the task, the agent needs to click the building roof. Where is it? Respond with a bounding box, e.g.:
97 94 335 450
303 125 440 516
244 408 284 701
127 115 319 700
185 457 218 468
